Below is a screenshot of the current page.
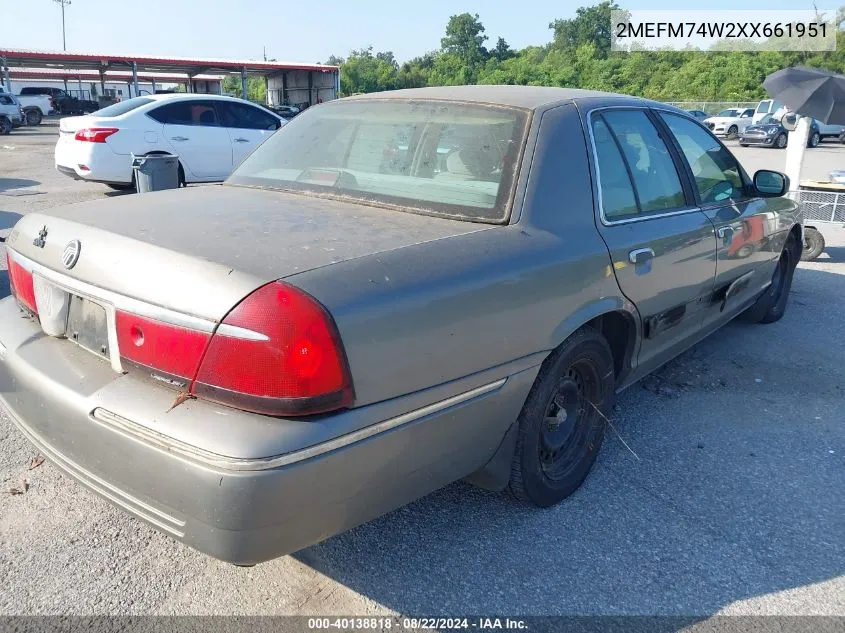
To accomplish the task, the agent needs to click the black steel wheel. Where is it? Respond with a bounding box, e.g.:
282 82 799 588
742 234 799 324
509 327 615 507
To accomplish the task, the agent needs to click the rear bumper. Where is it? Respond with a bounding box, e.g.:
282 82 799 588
0 298 536 564
54 137 133 184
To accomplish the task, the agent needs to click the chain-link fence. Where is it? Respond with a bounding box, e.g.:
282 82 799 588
790 188 845 224
664 101 759 115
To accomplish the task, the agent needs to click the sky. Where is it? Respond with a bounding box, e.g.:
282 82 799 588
0 0 830 65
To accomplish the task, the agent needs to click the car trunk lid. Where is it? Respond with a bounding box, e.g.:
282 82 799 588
6 184 491 324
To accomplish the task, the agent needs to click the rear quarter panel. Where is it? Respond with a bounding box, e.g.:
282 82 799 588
287 102 633 408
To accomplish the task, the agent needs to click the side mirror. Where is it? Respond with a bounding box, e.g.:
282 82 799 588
754 170 788 197
782 113 798 131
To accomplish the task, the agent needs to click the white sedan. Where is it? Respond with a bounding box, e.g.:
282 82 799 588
55 94 285 190
703 107 755 138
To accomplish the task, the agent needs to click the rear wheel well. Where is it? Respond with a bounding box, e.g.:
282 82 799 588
586 311 636 381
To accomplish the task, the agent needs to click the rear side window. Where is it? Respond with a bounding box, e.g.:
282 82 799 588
218 102 279 130
0 95 14 105
659 112 746 205
93 97 155 117
594 110 686 219
592 117 639 220
148 101 221 126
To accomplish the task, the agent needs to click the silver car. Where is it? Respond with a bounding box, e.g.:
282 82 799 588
1 86 802 565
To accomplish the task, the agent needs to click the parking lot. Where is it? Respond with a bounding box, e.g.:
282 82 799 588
1 121 843 617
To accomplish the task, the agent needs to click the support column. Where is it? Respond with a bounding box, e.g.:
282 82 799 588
281 71 287 105
99 69 106 102
151 78 156 94
241 67 248 100
785 116 812 192
77 76 83 98
308 71 313 106
1 58 10 93
132 61 139 98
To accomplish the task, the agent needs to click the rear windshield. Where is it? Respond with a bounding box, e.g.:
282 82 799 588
93 97 155 117
227 99 529 223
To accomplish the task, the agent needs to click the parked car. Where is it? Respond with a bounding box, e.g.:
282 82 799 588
19 86 98 115
54 94 286 190
0 93 24 134
0 88 51 125
815 120 845 140
739 114 821 149
704 107 756 138
2 86 802 565
268 104 301 120
685 109 709 121
752 99 786 123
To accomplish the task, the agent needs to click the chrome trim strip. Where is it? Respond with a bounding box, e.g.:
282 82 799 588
91 378 508 472
584 104 704 227
216 323 270 341
1 396 185 536
10 251 267 341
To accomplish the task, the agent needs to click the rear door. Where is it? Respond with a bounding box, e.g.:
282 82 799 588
588 108 717 374
216 101 281 170
147 100 232 181
657 111 777 325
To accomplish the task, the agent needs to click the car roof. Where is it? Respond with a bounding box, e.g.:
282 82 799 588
341 85 673 111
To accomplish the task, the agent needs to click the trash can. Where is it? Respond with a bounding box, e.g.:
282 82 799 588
131 154 180 193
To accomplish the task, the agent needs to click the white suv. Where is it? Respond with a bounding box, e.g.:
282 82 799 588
703 108 755 138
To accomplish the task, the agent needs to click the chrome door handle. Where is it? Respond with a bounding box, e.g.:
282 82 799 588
628 248 655 265
171 136 189 142
233 137 250 143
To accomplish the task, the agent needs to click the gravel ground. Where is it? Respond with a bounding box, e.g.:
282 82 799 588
0 122 843 617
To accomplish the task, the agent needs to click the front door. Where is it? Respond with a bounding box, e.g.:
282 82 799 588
589 109 717 374
216 101 281 170
656 111 778 325
149 100 232 181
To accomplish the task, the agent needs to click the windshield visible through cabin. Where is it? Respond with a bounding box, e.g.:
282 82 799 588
226 99 529 223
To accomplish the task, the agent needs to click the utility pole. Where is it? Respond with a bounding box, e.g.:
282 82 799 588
53 0 72 51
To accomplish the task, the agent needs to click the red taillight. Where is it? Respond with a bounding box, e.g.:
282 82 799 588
115 311 211 381
192 281 353 416
6 251 38 315
74 128 119 143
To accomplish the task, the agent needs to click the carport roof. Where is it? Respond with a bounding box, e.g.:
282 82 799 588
0 48 339 76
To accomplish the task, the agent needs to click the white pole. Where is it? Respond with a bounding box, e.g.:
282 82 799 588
784 116 811 192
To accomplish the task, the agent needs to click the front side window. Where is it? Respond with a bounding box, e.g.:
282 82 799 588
0 95 13 105
218 102 279 130
227 99 528 222
599 110 686 216
659 112 746 205
717 109 740 118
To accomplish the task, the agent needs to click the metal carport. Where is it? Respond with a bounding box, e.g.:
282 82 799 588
0 48 339 107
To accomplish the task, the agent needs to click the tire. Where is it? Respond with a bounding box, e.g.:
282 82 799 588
742 235 799 324
728 125 739 139
508 327 615 507
25 109 42 126
800 227 825 261
0 117 11 135
106 183 135 191
739 142 748 147
808 132 820 148
775 133 787 149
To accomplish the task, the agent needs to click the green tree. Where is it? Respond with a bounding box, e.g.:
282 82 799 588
550 1 619 58
441 13 489 77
